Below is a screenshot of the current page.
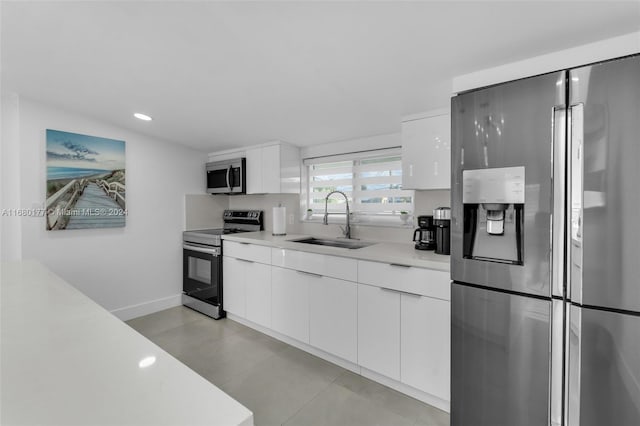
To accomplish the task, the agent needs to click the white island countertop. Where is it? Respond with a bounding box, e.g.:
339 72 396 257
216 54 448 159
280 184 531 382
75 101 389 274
0 260 253 426
222 231 450 272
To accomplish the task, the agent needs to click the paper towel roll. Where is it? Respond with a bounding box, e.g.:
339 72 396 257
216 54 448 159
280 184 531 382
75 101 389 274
272 206 286 236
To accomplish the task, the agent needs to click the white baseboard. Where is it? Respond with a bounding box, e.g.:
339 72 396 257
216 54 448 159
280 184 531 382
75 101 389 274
226 313 450 412
110 294 182 321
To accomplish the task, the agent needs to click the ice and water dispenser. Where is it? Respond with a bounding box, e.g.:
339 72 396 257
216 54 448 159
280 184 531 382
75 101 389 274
462 166 525 265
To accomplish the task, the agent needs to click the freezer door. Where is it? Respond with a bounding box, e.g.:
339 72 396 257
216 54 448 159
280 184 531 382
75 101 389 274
568 55 640 311
567 304 640 426
451 283 552 426
451 71 565 297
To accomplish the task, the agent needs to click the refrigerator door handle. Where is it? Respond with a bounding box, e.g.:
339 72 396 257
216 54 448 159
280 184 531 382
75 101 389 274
566 304 582 426
568 103 584 303
550 299 564 426
552 106 567 299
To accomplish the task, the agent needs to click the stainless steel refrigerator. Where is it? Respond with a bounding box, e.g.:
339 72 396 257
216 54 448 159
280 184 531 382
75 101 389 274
450 54 640 426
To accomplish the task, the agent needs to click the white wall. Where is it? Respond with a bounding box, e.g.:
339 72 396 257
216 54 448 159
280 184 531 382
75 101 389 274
1 97 208 320
1 94 22 262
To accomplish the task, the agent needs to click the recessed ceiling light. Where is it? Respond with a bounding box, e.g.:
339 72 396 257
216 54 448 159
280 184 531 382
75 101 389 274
138 356 156 368
134 113 153 121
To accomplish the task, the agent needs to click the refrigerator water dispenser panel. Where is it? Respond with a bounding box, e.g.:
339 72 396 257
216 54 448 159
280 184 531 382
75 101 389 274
462 166 525 264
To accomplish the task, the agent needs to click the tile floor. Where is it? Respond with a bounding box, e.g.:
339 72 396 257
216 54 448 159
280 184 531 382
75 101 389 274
126 306 449 426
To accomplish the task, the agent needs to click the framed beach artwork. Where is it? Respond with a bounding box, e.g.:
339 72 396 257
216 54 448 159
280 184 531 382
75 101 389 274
46 129 126 230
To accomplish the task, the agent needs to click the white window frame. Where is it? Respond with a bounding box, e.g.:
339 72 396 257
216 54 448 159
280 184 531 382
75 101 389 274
301 148 414 227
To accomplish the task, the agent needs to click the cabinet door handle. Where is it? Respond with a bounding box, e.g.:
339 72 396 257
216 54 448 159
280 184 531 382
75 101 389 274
236 258 254 263
389 263 411 268
380 287 422 298
296 270 323 278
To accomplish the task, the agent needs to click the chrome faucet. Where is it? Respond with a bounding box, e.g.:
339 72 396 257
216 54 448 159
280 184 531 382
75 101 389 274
323 190 352 239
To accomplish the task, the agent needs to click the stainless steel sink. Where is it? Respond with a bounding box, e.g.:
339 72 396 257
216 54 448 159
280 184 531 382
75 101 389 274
291 237 375 250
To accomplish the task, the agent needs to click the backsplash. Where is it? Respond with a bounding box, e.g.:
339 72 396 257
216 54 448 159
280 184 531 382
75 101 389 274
413 189 451 222
185 194 228 230
228 193 300 234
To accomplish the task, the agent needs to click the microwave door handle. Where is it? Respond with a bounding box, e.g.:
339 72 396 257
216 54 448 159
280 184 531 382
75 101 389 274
226 165 232 192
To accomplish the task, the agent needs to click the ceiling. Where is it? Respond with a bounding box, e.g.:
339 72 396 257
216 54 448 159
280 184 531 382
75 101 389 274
2 1 639 152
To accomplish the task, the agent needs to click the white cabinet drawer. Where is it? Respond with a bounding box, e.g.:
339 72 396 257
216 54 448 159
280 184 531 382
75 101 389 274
224 241 271 264
271 248 357 282
324 255 357 281
357 260 450 300
272 248 323 274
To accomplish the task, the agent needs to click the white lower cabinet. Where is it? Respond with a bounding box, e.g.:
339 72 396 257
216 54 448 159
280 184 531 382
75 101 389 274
400 293 451 400
357 279 450 401
225 241 451 406
245 262 272 328
309 276 357 363
223 256 271 328
271 266 309 343
222 256 245 317
357 283 401 381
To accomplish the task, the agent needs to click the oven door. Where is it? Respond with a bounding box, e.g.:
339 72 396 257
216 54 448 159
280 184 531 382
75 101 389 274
183 243 222 305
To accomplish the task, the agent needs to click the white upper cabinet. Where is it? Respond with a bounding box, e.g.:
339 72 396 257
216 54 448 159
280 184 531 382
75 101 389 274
245 142 300 194
245 147 263 195
401 111 451 190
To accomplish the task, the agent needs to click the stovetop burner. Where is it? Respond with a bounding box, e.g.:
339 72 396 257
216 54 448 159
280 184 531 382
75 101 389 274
183 210 263 247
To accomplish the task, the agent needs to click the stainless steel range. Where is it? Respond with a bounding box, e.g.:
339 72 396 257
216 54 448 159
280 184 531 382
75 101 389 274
182 210 263 319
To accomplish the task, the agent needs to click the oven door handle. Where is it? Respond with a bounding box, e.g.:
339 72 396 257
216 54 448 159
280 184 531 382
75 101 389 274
183 243 221 256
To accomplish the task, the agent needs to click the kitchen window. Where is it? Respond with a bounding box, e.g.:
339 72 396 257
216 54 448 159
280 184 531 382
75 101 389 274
302 148 413 225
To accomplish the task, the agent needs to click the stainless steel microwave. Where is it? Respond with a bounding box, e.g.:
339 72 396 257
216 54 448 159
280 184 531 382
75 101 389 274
206 158 246 194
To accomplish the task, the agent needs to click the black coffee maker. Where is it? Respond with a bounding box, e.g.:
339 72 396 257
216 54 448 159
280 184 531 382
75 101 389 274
413 215 436 250
433 207 451 255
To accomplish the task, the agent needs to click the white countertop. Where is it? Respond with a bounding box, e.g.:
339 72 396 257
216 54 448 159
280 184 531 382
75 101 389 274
0 261 253 426
222 231 450 272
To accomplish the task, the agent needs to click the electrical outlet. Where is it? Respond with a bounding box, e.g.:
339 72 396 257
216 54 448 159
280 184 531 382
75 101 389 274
288 213 294 225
